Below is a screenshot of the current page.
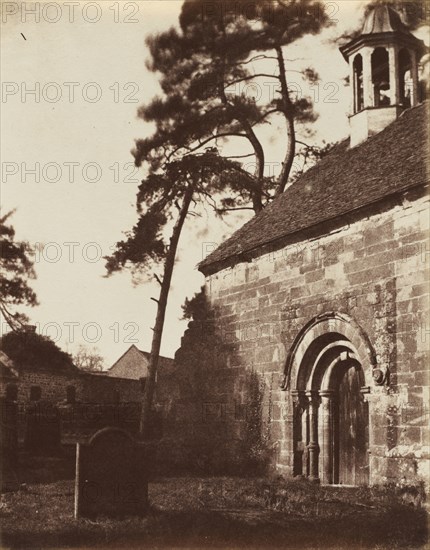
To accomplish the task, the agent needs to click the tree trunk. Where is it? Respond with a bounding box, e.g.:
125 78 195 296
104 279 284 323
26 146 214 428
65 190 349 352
275 45 296 195
218 49 265 214
139 184 194 438
277 114 295 194
239 117 265 212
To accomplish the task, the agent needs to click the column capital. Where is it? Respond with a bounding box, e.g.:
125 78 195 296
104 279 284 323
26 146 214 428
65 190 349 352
305 390 320 405
319 390 335 399
361 47 373 62
291 389 306 405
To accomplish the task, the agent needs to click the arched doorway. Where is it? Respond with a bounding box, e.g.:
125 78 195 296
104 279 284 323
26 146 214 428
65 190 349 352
287 313 376 485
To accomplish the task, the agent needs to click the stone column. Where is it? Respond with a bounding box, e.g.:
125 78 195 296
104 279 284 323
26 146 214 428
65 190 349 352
302 396 310 477
360 386 371 484
319 390 334 485
305 390 320 481
291 390 306 477
362 48 374 109
410 50 419 107
349 56 356 114
389 45 400 105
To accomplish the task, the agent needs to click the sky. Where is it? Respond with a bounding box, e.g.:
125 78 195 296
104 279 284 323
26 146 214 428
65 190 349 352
1 0 427 367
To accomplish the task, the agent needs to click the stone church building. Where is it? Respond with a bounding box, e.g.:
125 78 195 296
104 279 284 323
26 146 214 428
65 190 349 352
173 5 429 486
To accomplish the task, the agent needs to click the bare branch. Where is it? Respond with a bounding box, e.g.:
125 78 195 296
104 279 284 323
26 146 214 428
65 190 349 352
225 73 279 88
166 132 248 162
217 207 255 212
233 54 278 65
223 153 255 159
251 108 280 127
0 300 26 333
296 140 319 151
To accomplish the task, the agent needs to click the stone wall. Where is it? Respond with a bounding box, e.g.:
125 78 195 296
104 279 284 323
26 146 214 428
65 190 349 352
0 398 19 490
80 373 142 403
172 189 429 483
0 369 141 406
0 368 142 447
59 402 141 443
9 370 82 405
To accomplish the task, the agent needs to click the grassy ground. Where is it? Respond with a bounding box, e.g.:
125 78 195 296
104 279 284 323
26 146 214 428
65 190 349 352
0 456 428 549
1 476 428 549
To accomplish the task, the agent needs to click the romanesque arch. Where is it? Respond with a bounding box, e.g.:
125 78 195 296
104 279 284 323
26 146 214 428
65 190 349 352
285 313 376 485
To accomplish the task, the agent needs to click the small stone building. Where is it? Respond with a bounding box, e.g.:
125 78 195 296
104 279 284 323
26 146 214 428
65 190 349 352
108 345 177 442
0 352 142 406
0 347 143 446
108 344 174 382
174 6 429 485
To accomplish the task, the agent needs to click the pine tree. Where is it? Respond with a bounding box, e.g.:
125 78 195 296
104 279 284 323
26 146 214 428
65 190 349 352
107 0 333 438
0 211 38 331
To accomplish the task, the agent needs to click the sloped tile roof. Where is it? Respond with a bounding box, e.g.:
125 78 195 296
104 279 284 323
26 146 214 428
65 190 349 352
138 349 175 370
199 103 429 274
108 344 174 380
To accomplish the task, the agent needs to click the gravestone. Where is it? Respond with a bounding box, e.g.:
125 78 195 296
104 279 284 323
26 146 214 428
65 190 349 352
74 427 148 518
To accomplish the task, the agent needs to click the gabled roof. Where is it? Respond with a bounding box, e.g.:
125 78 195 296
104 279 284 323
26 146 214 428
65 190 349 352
199 102 429 275
108 344 174 380
135 348 175 371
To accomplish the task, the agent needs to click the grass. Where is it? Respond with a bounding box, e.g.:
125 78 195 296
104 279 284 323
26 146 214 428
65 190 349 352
0 454 428 549
1 475 428 549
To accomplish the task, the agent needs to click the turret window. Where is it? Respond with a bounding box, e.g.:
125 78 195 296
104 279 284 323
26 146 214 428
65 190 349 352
371 48 390 107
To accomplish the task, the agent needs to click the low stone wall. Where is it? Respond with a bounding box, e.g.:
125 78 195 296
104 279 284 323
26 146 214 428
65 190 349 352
0 398 19 490
59 402 141 442
80 373 142 403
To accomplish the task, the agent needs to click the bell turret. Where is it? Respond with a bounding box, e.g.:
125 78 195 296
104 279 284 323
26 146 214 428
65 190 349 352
340 4 426 147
